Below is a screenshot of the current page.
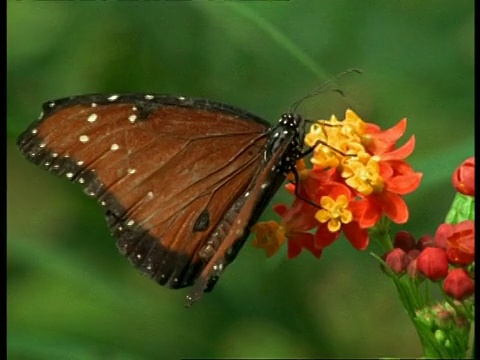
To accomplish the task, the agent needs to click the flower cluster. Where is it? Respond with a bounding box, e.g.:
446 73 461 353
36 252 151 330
252 109 422 259
251 104 474 358
384 157 475 301
381 155 474 358
384 220 475 300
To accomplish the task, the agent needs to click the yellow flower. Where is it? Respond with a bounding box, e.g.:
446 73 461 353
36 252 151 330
343 109 368 138
343 157 384 195
315 195 353 232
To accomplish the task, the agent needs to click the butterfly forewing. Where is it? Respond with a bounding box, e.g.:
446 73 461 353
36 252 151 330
17 94 272 289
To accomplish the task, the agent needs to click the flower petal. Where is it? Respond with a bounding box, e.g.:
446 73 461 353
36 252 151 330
343 222 370 250
379 135 416 161
314 224 340 249
350 198 381 229
381 191 409 224
386 172 423 195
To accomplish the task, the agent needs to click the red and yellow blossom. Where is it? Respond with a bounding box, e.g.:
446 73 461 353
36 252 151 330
252 109 422 258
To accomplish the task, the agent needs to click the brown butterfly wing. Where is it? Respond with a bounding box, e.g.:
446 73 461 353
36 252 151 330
17 94 271 289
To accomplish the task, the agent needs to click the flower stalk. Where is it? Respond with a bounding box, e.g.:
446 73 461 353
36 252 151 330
251 109 474 358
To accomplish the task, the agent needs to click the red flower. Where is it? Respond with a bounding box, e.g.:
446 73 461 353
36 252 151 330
349 136 422 228
443 268 475 300
314 182 356 249
445 220 475 265
416 247 449 281
253 109 422 262
452 157 474 196
433 221 475 265
273 198 322 259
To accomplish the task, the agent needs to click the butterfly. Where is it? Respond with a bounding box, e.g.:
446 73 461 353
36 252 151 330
16 93 307 305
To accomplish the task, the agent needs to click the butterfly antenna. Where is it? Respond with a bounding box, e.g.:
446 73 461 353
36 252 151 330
290 68 363 113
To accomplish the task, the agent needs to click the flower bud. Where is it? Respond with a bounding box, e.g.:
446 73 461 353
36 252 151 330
384 248 408 274
416 247 449 281
406 249 421 262
406 258 422 280
452 156 474 196
416 234 435 250
393 230 416 251
443 268 474 301
434 329 447 345
434 223 453 249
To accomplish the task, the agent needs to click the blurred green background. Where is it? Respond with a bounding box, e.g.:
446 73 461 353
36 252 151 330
7 1 473 359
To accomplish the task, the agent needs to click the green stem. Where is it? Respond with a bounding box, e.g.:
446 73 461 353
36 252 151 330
369 216 393 252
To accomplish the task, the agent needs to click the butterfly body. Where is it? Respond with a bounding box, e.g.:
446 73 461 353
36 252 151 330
16 93 305 301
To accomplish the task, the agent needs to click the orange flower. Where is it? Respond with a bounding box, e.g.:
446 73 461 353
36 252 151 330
253 109 421 260
251 221 286 257
252 185 321 259
349 136 422 228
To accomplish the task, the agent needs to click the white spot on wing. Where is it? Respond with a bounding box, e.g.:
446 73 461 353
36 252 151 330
78 178 85 184
128 114 137 123
31 129 38 134
87 113 98 123
108 95 119 101
127 168 136 174
77 160 84 166
110 143 119 151
127 220 135 226
79 135 90 143
48 102 55 108
91 103 97 108
145 94 154 100
66 172 74 178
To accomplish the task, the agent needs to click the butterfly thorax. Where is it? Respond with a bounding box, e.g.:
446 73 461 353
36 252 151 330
265 113 305 175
